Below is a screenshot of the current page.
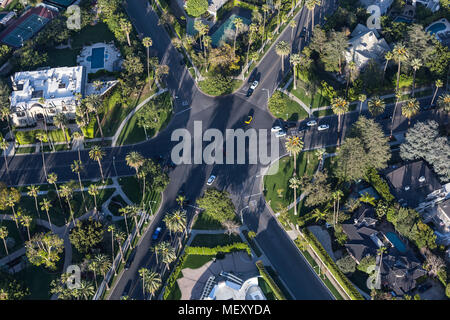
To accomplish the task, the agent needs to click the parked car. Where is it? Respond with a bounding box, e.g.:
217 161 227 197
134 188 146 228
207 175 216 185
122 280 133 297
246 88 254 97
271 125 282 132
152 227 162 241
300 27 307 38
275 130 287 138
306 120 317 126
244 115 253 124
283 122 297 130
318 124 329 131
125 248 137 270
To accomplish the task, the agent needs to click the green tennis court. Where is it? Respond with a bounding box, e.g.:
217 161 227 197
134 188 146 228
2 14 50 47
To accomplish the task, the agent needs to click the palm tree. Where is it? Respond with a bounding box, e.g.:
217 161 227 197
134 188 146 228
159 241 176 271
246 23 258 69
20 214 33 241
142 37 153 86
233 17 244 58
345 61 357 98
410 58 422 97
47 172 63 211
6 194 19 229
77 281 95 300
392 43 409 92
402 98 420 126
203 35 211 72
115 231 126 264
289 176 301 216
165 210 187 249
332 190 344 225
430 79 443 106
290 53 302 90
25 186 40 220
290 19 297 41
127 205 142 238
60 183 76 225
88 259 100 290
437 93 450 116
176 195 185 209
275 41 290 74
376 246 386 287
71 131 83 163
368 96 385 117
138 268 150 297
312 207 328 223
359 192 376 206
284 135 304 172
261 4 270 47
89 145 105 183
222 219 240 236
139 268 161 299
36 132 48 178
95 254 112 290
390 90 402 137
71 160 87 213
0 138 9 173
358 94 367 115
383 51 393 82
125 151 144 176
53 113 70 147
0 107 14 145
118 206 131 237
331 97 349 133
0 226 9 256
88 184 100 212
306 0 321 31
120 19 132 46
40 198 53 227
107 225 116 272
194 20 208 51
83 95 104 140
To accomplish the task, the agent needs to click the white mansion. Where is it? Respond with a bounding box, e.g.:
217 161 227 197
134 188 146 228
9 66 86 128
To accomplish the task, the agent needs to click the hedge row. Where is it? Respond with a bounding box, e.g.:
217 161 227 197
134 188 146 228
365 168 395 202
185 242 251 256
163 253 187 300
255 260 286 300
302 229 364 300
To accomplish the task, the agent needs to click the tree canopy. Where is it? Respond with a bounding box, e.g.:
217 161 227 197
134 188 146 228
196 188 236 223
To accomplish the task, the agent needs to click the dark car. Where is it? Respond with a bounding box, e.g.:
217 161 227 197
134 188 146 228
152 227 162 241
246 88 254 97
284 122 297 130
122 280 132 297
300 27 307 38
125 248 137 270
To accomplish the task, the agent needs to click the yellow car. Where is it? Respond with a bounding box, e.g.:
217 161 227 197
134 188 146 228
244 116 253 124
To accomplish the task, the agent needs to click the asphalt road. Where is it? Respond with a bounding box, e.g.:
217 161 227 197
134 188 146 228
0 0 447 300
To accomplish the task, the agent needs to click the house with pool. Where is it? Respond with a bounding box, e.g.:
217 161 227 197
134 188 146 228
426 18 450 47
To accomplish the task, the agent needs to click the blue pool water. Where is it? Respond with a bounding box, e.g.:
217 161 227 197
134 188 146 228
90 47 105 69
385 232 407 253
427 22 447 35
211 14 251 47
393 16 412 23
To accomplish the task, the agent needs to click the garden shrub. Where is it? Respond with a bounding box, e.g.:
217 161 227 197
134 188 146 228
364 168 395 202
185 242 251 256
357 255 376 274
255 260 286 300
81 118 96 139
198 75 235 96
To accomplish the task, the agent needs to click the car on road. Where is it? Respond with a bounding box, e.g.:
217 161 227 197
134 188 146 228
300 27 307 38
152 227 162 241
246 81 259 97
275 130 287 138
317 124 329 131
125 248 137 270
207 175 216 185
306 120 317 126
246 88 254 97
122 280 133 297
271 125 282 132
244 115 253 124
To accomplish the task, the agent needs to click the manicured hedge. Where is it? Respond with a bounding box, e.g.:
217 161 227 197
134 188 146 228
163 252 187 300
365 168 395 202
185 242 251 256
255 260 286 300
302 229 364 300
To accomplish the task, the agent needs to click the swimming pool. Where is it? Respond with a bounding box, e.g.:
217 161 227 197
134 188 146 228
211 14 251 47
385 232 407 253
89 47 105 69
427 22 447 34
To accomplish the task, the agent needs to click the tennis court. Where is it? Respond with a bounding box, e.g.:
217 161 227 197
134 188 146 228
1 13 50 47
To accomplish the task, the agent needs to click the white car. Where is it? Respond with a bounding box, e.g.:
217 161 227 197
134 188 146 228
306 120 317 126
318 124 329 131
271 125 282 133
250 80 259 90
275 130 287 138
206 175 216 185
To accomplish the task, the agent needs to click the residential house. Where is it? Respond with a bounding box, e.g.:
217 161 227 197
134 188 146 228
344 24 390 71
9 66 86 128
412 0 440 12
183 0 228 21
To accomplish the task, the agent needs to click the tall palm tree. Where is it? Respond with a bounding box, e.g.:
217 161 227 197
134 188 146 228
115 231 126 264
358 94 367 115
71 160 87 213
89 145 105 183
88 259 100 290
437 93 450 116
345 61 357 98
27 185 40 219
376 246 387 287
36 132 48 178
164 210 186 249
0 138 9 173
95 254 112 290
53 113 70 147
359 192 376 206
261 4 270 47
274 0 282 32
176 195 185 209
203 35 211 72
410 58 422 97
332 190 344 225
107 225 116 272
0 226 9 256
430 79 443 106
118 206 131 237
47 172 63 211
60 183 76 226
194 20 208 51
83 95 104 140
40 198 53 228
246 23 258 69
159 241 176 271
127 205 142 238
0 107 13 145
120 19 132 46
77 281 95 300
290 53 302 90
284 135 304 172
289 176 301 216
390 90 402 137
312 207 328 222
392 43 409 92
142 37 153 86
402 98 420 126
139 268 161 299
71 131 83 163
275 41 290 74
368 96 385 117
6 194 19 229
290 19 297 41
383 51 393 82
138 268 150 297
88 184 100 212
305 0 321 31
20 214 33 241
125 151 144 176
331 97 349 133
233 17 244 58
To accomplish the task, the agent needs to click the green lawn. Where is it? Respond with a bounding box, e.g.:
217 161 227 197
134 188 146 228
15 146 35 154
16 265 60 300
71 23 115 49
270 92 309 121
0 220 24 258
289 81 330 109
263 151 320 220
47 48 77 68
189 233 242 247
191 211 225 230
118 176 161 214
